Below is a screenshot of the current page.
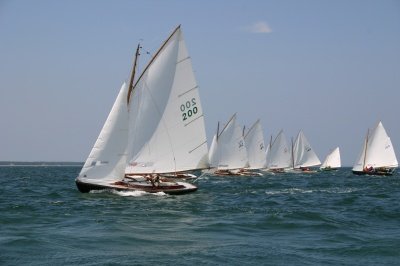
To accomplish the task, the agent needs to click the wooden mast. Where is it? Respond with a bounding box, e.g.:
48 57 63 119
362 129 369 171
127 43 141 105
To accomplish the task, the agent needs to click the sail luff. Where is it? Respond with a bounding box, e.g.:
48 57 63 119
363 129 369 169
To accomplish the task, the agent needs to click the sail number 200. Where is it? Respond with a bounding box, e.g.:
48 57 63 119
180 98 198 121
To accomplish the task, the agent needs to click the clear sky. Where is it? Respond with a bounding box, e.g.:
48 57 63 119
1 0 399 166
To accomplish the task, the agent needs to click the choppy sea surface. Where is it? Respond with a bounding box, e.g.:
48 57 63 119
1 165 399 265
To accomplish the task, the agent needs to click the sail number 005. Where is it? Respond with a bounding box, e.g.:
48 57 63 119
180 98 198 121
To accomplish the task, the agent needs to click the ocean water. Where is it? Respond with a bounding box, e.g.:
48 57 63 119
0 166 399 265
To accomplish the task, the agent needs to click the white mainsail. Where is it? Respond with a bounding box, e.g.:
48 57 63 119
78 82 129 184
320 147 341 169
244 119 267 169
209 114 248 170
292 130 321 169
266 130 292 170
353 121 398 172
125 26 209 174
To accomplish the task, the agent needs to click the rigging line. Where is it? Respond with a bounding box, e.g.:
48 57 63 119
218 113 236 138
178 86 198 98
244 119 260 139
188 140 207 154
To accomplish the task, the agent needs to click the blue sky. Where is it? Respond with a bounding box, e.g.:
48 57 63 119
1 0 399 165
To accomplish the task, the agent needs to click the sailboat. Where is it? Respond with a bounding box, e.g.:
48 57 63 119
208 114 249 175
243 119 267 170
265 130 292 173
320 147 341 171
291 130 321 172
76 25 208 194
352 121 398 175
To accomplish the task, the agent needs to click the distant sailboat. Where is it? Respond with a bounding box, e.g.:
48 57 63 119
352 121 398 175
243 119 267 170
320 147 341 171
291 130 321 172
265 130 292 172
208 114 249 175
76 25 207 194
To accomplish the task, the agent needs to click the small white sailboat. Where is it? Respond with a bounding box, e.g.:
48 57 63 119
320 147 341 171
76 25 207 194
291 130 321 172
208 114 249 175
265 130 292 173
243 119 267 169
352 121 398 175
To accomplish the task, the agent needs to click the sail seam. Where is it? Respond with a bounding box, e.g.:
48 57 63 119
178 86 198 98
177 56 190 64
184 114 203 127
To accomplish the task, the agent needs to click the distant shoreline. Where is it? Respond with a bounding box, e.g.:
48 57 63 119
0 161 83 166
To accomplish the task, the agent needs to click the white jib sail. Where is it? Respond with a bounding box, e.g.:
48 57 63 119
320 147 341 169
293 130 321 168
244 119 267 169
364 121 398 168
352 132 368 172
208 134 219 169
267 130 292 169
78 82 129 183
125 26 209 174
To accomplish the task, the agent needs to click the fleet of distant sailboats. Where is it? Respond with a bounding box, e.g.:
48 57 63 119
75 26 399 195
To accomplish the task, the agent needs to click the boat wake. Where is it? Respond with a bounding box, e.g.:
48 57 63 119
88 189 167 197
112 190 167 197
265 187 359 195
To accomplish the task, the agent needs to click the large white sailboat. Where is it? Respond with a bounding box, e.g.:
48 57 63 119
76 25 208 194
352 121 398 175
208 114 249 175
291 130 321 172
320 147 341 171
